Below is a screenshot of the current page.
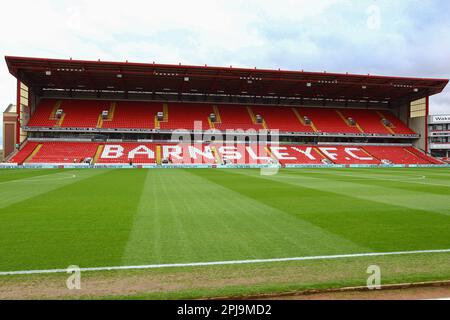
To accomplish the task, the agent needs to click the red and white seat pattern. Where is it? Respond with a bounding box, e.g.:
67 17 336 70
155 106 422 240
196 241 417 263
9 141 441 166
97 143 156 164
318 146 381 165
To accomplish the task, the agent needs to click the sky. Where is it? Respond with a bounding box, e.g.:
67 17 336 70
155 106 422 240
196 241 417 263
1 0 449 147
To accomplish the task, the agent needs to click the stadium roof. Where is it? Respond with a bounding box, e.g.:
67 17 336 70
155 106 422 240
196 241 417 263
5 56 449 103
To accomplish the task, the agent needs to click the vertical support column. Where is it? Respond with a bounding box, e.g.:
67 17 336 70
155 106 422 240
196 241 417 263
425 96 429 153
16 80 21 146
407 101 410 127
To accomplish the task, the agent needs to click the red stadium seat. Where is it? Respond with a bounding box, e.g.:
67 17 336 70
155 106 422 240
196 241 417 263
251 106 313 132
159 103 213 130
26 142 99 164
377 111 416 135
8 141 39 164
26 99 418 137
404 147 444 164
102 101 162 130
339 109 391 134
60 100 110 128
18 98 443 167
26 99 58 127
363 146 431 164
299 107 361 134
213 105 265 131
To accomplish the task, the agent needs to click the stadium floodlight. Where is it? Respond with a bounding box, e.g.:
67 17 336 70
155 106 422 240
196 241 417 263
414 88 419 92
306 82 312 87
45 70 52 76
184 77 190 82
117 74 123 78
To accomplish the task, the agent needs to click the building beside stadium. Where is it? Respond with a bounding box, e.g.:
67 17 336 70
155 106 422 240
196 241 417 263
428 114 450 161
2 104 17 160
1 56 449 167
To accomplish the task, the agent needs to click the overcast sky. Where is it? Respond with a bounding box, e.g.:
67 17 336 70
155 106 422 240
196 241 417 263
1 0 449 147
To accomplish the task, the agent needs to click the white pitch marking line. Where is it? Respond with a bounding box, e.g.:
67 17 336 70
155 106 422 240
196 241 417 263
2 249 450 276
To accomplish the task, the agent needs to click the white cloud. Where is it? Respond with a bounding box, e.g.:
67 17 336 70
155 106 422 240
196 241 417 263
0 0 448 133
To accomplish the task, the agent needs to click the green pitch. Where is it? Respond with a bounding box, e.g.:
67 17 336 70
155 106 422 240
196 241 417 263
0 167 450 273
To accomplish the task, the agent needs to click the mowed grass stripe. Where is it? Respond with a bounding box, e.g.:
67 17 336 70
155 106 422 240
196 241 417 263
214 169 450 252
122 169 367 266
180 169 369 256
285 167 450 182
323 167 450 184
0 170 147 271
185 169 371 256
177 170 365 258
0 169 68 183
372 167 450 176
1 168 449 273
0 169 106 210
306 168 450 187
277 169 450 215
124 170 256 264
123 170 199 264
282 168 450 196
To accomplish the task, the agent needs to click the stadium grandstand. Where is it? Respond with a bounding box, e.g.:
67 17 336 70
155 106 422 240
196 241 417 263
2 56 449 167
